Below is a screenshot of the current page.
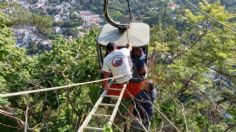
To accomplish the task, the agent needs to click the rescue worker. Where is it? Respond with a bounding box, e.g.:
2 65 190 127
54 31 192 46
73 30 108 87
101 42 133 90
131 48 147 79
129 80 157 132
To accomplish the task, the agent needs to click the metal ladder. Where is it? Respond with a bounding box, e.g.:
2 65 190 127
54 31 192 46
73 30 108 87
77 84 127 132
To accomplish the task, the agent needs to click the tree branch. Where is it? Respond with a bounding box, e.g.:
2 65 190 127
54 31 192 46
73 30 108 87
0 109 24 126
24 104 29 132
224 124 236 132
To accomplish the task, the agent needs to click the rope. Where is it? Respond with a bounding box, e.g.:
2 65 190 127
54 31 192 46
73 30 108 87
0 75 127 98
184 0 236 32
126 29 130 44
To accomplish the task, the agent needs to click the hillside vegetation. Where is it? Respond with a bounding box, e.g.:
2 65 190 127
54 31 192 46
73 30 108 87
0 0 236 131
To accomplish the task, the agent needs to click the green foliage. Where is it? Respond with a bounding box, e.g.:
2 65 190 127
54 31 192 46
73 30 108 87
0 10 100 130
149 1 236 131
0 0 236 131
0 98 9 106
103 123 113 132
0 11 29 92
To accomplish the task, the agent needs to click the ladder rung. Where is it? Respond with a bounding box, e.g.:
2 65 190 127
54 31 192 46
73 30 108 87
93 114 111 117
108 88 122 91
104 95 119 98
100 103 116 107
84 126 103 131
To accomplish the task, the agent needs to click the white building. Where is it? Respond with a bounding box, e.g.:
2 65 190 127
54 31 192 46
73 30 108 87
54 14 62 22
79 10 103 26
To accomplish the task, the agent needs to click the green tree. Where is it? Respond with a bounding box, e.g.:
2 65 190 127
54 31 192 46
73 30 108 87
1 0 236 131
149 0 236 131
0 11 31 131
0 10 101 131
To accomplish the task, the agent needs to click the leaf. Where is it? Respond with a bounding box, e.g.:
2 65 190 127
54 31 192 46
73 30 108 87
103 123 113 132
0 97 9 106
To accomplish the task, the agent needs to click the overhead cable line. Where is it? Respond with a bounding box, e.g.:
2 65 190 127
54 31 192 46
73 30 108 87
127 0 132 23
0 75 127 98
184 0 236 32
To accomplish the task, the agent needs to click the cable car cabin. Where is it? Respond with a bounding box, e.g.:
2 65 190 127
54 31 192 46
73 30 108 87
97 23 150 99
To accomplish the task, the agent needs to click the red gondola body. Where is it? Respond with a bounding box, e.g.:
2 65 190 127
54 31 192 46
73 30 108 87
107 81 145 99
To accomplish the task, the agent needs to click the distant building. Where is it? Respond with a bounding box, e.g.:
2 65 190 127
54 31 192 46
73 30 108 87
79 10 93 16
38 40 52 50
79 10 103 26
6 0 103 47
167 1 179 10
54 26 62 34
13 26 52 50
77 31 86 38
54 14 62 22
62 12 70 20
212 74 234 89
14 28 31 47
0 0 17 4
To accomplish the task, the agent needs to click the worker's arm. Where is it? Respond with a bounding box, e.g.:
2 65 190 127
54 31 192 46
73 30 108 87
138 64 147 77
127 43 132 52
102 71 110 90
